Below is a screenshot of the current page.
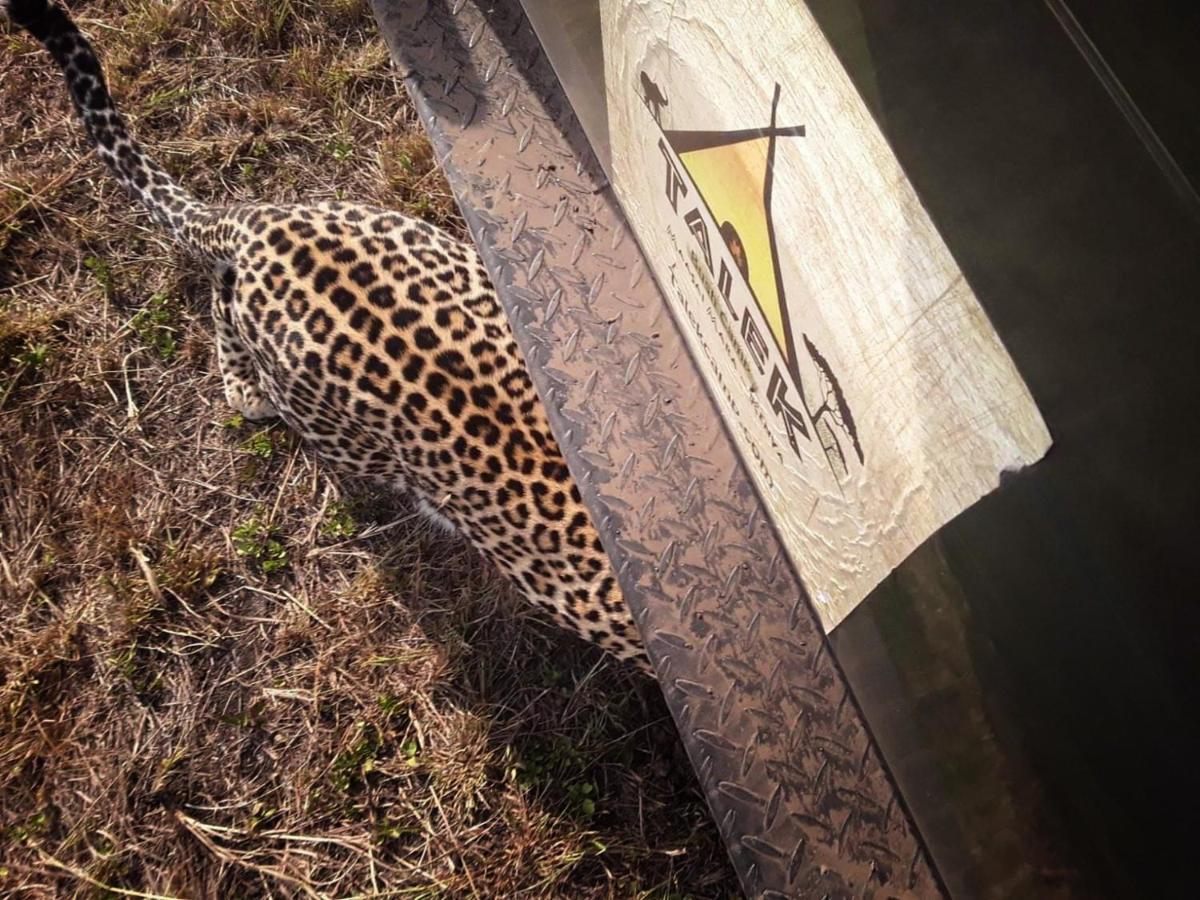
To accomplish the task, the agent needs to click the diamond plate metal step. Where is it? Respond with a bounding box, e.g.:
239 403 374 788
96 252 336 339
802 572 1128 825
368 1 943 896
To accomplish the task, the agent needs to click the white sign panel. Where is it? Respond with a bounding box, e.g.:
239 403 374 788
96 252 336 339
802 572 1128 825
601 0 1052 630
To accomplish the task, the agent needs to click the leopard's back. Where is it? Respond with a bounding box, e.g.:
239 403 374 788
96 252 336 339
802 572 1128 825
219 202 646 666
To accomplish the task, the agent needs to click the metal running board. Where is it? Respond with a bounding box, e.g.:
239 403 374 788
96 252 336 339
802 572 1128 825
368 1 942 896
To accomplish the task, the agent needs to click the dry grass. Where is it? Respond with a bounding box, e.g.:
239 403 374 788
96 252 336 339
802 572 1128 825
0 2 737 896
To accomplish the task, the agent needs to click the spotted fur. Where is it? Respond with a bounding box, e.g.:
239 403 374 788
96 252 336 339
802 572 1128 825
4 0 648 669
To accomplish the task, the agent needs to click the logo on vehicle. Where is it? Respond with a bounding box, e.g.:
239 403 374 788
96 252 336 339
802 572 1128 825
639 73 864 478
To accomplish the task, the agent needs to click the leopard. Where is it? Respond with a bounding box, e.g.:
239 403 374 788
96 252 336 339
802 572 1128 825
2 0 649 671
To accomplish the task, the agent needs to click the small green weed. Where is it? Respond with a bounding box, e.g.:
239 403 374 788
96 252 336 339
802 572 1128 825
15 343 49 369
7 810 48 845
110 645 138 681
144 85 196 113
241 428 275 459
107 644 163 697
376 693 403 717
244 801 280 832
409 194 433 219
510 737 602 820
320 500 358 539
400 738 419 764
220 700 267 729
539 662 566 687
330 722 384 793
232 516 288 574
566 780 598 819
84 254 116 298
326 137 354 161
374 819 419 843
393 150 415 173
158 749 186 776
130 292 179 360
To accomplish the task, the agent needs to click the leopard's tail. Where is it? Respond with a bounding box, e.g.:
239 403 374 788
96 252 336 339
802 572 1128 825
3 0 229 260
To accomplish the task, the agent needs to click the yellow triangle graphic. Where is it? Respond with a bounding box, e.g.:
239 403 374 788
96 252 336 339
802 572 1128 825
677 137 786 352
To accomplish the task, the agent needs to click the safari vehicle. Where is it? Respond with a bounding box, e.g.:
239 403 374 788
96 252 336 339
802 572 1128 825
370 1 1200 896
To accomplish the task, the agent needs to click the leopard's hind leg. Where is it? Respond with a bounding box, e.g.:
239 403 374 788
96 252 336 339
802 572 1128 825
212 266 277 421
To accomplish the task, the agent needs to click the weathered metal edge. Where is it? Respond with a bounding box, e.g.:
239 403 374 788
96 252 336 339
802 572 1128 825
367 1 942 896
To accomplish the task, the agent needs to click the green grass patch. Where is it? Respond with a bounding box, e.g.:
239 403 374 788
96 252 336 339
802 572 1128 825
130 292 180 360
232 515 289 574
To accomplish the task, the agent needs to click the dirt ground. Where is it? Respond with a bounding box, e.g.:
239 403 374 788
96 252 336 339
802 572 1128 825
0 2 738 896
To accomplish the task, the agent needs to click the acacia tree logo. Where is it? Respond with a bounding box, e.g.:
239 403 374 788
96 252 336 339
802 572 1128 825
641 74 864 477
